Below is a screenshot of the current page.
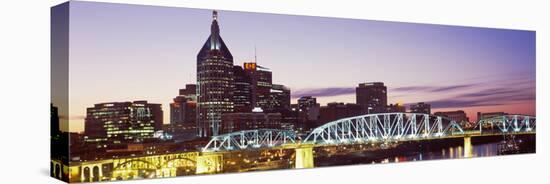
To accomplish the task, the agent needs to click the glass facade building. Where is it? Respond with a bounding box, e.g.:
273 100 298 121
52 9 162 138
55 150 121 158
196 11 235 137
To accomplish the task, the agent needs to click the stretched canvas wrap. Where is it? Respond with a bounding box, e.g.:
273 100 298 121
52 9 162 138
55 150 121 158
51 1 536 183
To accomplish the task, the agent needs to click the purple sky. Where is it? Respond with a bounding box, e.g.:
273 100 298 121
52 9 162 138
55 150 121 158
58 1 535 132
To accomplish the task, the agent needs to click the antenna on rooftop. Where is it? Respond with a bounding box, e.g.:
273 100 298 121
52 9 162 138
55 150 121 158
254 45 257 64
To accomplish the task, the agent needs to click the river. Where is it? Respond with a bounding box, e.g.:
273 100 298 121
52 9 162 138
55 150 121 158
314 134 535 167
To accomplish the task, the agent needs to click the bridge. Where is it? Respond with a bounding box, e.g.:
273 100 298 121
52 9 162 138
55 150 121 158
62 113 535 182
59 151 228 182
201 113 535 168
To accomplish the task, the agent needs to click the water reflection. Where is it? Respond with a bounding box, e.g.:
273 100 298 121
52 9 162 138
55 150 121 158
373 143 500 164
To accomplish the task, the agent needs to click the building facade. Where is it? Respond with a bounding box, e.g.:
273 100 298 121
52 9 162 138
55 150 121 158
319 102 362 125
196 11 235 137
220 111 282 134
266 84 291 113
356 82 388 113
170 96 196 125
477 111 509 122
179 84 197 100
234 62 290 114
241 62 274 111
297 96 320 123
233 65 253 113
84 101 163 144
253 65 273 110
169 88 197 142
410 102 431 114
434 110 470 123
386 103 406 113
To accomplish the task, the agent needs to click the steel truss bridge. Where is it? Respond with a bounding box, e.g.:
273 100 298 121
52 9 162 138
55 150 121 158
473 114 536 133
304 112 463 145
203 129 297 152
200 112 535 169
203 112 535 151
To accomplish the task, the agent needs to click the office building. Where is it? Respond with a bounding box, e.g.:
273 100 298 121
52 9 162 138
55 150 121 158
233 65 253 113
266 84 291 113
179 84 197 100
434 110 470 123
221 111 282 134
196 11 235 137
319 102 362 125
410 102 431 114
297 96 320 122
84 101 163 144
356 82 387 113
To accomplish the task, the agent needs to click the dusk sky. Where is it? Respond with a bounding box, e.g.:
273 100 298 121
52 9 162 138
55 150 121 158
61 1 535 133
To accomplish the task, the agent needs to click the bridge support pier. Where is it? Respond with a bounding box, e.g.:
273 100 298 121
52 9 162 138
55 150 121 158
295 144 314 169
464 136 473 158
196 152 223 174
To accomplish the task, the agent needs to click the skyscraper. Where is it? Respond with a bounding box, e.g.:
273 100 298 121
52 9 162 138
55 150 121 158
233 65 253 113
234 62 290 113
196 11 234 137
356 82 388 113
253 65 272 109
242 62 273 110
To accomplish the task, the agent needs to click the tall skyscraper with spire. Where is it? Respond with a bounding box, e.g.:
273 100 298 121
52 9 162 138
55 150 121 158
196 11 234 137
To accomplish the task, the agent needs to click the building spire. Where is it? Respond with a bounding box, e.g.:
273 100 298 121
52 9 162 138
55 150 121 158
213 10 218 20
210 10 220 50
198 10 232 60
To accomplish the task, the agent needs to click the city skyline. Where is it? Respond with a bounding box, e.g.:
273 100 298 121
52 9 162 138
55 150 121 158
50 2 538 182
60 1 535 133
